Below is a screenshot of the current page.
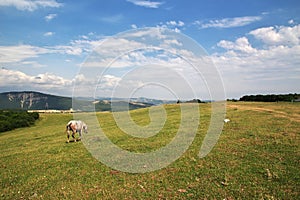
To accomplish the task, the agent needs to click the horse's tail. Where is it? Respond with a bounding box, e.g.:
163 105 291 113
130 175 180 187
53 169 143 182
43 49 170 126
66 122 71 132
66 123 71 143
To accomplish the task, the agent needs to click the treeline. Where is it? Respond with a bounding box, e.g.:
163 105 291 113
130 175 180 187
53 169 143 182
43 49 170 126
177 99 204 104
0 110 39 132
239 93 300 102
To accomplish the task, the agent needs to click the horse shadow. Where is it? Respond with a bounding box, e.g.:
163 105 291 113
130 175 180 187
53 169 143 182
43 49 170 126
65 138 81 143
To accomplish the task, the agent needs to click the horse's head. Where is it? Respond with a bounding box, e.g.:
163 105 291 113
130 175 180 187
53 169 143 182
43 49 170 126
83 124 88 133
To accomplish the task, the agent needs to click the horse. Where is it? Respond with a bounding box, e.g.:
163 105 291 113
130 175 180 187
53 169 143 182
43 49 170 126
66 120 88 143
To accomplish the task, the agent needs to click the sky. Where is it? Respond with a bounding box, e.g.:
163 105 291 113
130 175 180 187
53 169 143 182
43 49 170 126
0 0 299 99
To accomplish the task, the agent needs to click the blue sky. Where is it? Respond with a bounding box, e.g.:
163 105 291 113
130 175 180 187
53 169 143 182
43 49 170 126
0 0 299 99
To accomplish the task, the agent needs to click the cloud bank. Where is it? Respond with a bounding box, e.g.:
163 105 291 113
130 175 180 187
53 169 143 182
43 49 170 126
213 24 300 97
1 24 299 98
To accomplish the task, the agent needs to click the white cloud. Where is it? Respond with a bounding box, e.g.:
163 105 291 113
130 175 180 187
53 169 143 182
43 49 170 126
288 19 294 25
166 20 184 27
196 16 262 29
164 39 183 46
123 27 167 39
0 0 62 11
126 0 163 8
249 24 300 46
45 13 57 22
0 37 106 64
43 32 54 37
76 28 216 99
53 45 83 55
50 37 105 56
158 21 185 32
0 42 88 65
0 45 49 63
213 24 300 97
217 37 257 53
81 28 203 70
0 28 221 99
0 68 73 94
80 35 89 40
98 75 122 89
131 24 138 29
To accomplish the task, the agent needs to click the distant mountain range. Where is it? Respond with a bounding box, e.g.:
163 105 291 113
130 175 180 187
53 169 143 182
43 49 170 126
0 91 72 110
0 91 176 111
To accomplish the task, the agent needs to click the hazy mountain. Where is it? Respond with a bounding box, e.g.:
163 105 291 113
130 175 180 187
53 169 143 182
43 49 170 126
98 97 176 105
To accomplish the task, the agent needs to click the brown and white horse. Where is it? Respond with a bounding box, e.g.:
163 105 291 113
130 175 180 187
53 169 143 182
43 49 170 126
66 120 88 142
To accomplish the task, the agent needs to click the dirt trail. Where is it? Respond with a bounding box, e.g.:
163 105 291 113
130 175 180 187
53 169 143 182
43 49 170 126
227 104 300 123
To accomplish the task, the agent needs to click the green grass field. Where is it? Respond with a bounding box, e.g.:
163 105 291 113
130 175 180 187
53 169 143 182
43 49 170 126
0 102 299 199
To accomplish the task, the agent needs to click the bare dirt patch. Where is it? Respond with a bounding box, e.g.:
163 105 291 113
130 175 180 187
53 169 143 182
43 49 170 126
227 103 300 123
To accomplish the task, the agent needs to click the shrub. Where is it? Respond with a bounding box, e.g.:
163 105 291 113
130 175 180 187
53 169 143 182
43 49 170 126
0 110 39 132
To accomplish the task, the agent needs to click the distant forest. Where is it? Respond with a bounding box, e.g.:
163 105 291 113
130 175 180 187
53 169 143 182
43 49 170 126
239 93 300 102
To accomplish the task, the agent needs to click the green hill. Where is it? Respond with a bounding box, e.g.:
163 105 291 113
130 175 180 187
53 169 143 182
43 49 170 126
0 102 299 199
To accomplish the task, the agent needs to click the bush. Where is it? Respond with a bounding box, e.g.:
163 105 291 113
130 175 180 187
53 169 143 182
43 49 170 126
0 110 39 132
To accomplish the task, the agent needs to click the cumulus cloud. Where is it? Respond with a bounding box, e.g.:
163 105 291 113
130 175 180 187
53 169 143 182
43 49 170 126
195 16 262 29
0 68 73 94
45 13 57 22
126 0 164 8
131 24 138 29
213 24 300 97
74 28 219 99
217 37 257 53
82 34 188 69
0 28 221 99
98 75 122 89
0 0 62 11
43 32 54 37
249 24 300 46
166 20 185 27
288 19 294 25
157 20 185 32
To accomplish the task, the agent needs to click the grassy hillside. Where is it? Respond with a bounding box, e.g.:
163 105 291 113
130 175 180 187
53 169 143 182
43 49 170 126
0 102 299 199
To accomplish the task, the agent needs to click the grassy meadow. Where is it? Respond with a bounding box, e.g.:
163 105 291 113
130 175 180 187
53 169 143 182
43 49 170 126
0 102 299 199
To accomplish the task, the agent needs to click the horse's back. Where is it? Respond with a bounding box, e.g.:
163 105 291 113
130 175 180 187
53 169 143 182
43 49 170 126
66 120 87 133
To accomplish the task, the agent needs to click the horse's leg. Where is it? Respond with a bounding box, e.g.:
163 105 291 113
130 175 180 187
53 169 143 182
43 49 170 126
78 129 82 140
72 131 76 142
66 128 70 143
70 124 77 142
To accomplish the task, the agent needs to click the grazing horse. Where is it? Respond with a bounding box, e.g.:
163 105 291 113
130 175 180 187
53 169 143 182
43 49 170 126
66 120 88 142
